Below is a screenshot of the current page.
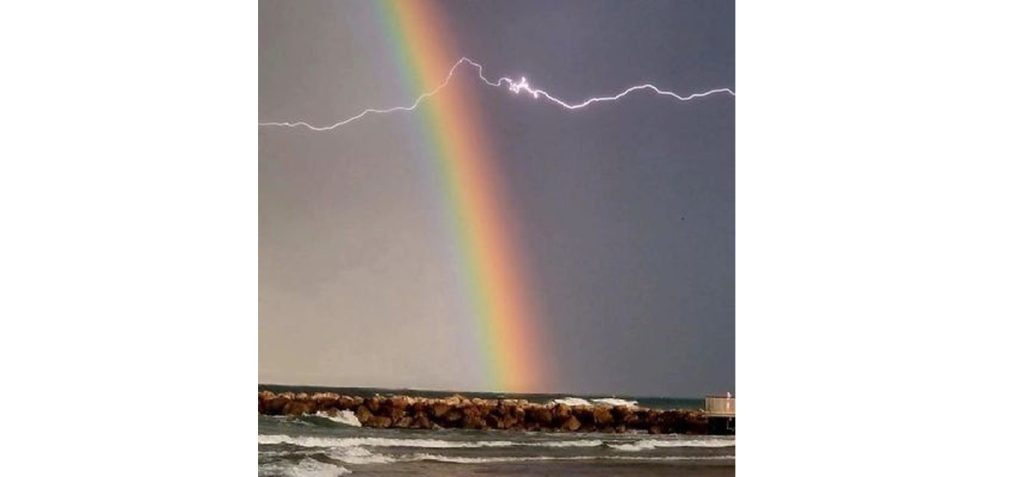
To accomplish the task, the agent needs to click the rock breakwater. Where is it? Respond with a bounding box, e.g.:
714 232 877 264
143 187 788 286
258 391 717 435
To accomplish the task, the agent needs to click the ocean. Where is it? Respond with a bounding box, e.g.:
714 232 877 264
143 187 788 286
258 385 735 476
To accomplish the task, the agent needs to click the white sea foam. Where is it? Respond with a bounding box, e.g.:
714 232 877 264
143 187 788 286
408 453 734 464
260 434 603 449
592 398 639 408
263 415 315 426
260 451 733 469
551 397 592 406
258 458 351 477
608 438 736 451
602 454 733 462
551 397 639 407
535 439 603 448
313 410 362 427
327 447 396 464
260 434 513 449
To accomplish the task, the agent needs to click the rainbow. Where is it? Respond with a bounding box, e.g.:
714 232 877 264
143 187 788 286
373 0 548 393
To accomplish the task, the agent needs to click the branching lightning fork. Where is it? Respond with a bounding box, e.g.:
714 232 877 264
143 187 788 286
259 57 735 131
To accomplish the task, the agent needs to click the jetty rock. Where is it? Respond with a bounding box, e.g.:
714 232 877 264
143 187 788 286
258 391 725 435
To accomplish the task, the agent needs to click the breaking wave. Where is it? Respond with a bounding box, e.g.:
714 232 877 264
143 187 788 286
313 410 361 427
408 454 735 463
592 398 639 407
551 397 592 406
608 438 735 451
261 434 510 448
259 434 603 449
260 434 733 452
539 439 604 448
326 447 396 464
259 433 734 474
258 458 350 477
261 451 734 469
550 396 639 407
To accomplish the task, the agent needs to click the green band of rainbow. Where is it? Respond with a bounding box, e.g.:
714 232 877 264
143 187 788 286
373 0 547 392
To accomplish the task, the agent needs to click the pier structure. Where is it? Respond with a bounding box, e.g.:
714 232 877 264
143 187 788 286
704 394 735 435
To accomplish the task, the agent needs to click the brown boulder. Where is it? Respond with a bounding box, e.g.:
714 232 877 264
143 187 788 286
312 392 338 400
430 403 450 418
413 413 432 429
444 409 463 423
385 404 406 421
337 396 359 410
663 410 690 432
575 407 594 425
502 415 520 430
593 407 614 426
683 412 709 434
387 396 410 410
552 404 572 423
462 406 485 429
513 406 526 420
624 410 645 429
283 401 312 416
313 393 339 412
529 407 553 425
355 405 372 424
464 413 485 429
448 394 467 406
267 396 289 414
561 415 581 431
258 391 276 412
647 410 664 428
365 415 392 428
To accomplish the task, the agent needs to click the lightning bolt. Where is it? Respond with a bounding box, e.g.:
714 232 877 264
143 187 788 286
259 57 735 131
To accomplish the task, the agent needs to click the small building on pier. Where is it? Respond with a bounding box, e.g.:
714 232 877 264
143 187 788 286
705 394 735 435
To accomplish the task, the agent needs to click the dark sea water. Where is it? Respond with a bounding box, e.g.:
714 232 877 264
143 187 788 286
258 385 735 476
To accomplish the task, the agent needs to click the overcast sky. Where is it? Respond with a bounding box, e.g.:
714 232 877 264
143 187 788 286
259 0 734 397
